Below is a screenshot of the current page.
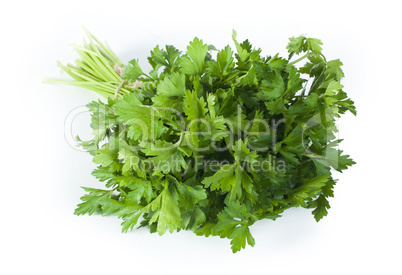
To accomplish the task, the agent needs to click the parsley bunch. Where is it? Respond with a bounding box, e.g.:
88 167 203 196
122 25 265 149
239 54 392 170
51 30 356 253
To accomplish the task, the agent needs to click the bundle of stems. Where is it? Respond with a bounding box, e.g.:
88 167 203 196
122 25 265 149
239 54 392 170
44 28 132 99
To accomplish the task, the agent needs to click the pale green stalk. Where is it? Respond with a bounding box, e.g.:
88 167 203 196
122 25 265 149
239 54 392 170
44 28 133 99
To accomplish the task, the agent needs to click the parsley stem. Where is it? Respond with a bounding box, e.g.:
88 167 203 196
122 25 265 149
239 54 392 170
159 116 182 131
287 52 310 68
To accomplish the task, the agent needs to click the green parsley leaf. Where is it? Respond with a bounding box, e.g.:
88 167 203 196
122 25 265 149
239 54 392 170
122 59 144 82
179 37 208 75
145 180 182 235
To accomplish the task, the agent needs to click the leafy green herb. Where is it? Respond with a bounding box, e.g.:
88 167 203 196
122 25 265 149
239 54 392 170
49 29 356 253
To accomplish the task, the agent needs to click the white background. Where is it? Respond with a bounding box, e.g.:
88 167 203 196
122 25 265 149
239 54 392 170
1 0 401 274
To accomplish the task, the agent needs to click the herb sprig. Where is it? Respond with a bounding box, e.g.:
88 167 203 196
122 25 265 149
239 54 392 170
48 30 356 253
